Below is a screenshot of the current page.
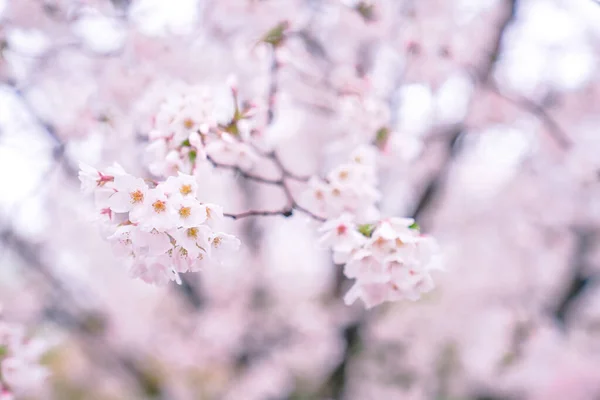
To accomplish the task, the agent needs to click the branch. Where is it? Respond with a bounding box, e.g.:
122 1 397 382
223 191 325 222
478 0 518 82
411 126 464 224
250 144 312 182
485 82 572 150
553 227 597 326
266 48 279 125
206 153 324 222
205 155 283 186
473 0 572 150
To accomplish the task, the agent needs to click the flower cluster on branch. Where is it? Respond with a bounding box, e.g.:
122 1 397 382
79 164 240 286
320 215 441 308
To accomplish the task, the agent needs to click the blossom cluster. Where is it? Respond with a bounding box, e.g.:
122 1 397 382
319 214 441 308
0 318 49 399
304 145 381 223
79 163 240 286
144 83 260 177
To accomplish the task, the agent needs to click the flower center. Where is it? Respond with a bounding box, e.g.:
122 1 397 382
339 171 349 180
130 190 144 204
336 225 347 235
152 200 166 213
332 188 341 197
395 238 404 247
179 206 191 218
180 184 193 196
212 237 221 247
186 228 198 238
315 190 324 200
183 118 194 129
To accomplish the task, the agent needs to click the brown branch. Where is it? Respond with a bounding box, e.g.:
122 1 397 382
208 152 325 222
224 208 293 220
206 153 325 222
205 155 283 185
249 144 312 182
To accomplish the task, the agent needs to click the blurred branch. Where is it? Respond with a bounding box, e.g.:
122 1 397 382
485 82 572 150
320 320 362 399
473 0 572 150
410 126 464 225
553 227 597 326
478 0 518 82
0 225 170 399
6 81 78 176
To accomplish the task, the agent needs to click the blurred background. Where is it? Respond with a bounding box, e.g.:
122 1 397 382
1 0 600 399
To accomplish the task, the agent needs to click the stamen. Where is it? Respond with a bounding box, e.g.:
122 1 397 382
180 184 193 196
183 118 194 129
187 228 198 238
130 190 144 204
179 206 191 218
152 200 166 213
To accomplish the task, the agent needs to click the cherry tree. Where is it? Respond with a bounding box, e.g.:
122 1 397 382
1 0 600 399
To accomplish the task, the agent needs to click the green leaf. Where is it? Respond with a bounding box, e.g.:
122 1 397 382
358 224 376 237
188 150 197 164
374 127 390 149
409 222 420 231
0 345 7 358
262 21 290 47
181 139 191 147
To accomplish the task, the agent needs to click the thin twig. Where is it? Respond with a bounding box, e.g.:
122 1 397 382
224 208 293 220
266 48 279 125
205 155 283 185
485 82 572 150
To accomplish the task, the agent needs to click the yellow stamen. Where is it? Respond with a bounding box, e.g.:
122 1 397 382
180 184 193 196
183 118 194 129
152 200 166 213
187 228 198 238
130 190 144 204
179 206 191 219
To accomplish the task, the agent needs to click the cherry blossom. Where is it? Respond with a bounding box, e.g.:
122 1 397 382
80 165 241 286
303 145 381 223
320 215 442 308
